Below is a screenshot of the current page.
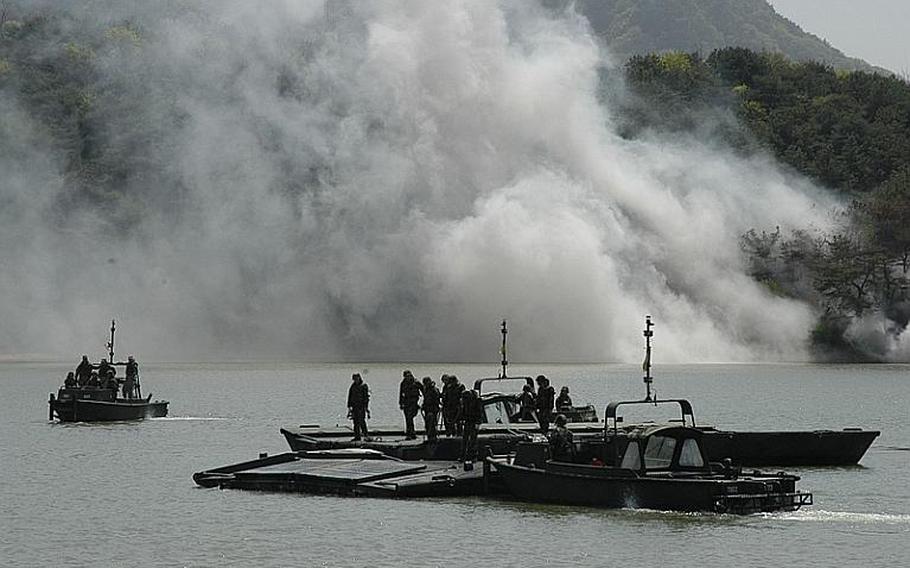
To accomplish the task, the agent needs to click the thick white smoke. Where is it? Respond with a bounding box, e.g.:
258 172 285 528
0 0 834 362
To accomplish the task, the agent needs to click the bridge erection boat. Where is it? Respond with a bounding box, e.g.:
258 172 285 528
48 320 169 423
281 318 879 467
489 423 813 514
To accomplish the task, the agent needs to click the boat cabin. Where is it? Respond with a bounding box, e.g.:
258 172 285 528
614 426 707 474
514 424 711 474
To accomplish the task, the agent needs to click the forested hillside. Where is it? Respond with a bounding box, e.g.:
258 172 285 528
622 48 910 359
1 14 181 231
563 0 881 72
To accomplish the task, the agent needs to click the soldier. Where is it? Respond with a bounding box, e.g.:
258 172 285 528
535 375 555 434
87 371 101 389
421 377 441 442
399 370 422 440
97 359 116 382
548 414 575 462
104 371 120 395
123 355 139 399
460 388 483 462
517 383 536 421
442 374 465 436
75 355 93 387
63 371 77 389
556 386 572 410
347 373 370 441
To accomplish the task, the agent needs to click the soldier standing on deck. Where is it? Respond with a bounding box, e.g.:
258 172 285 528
347 373 370 441
556 386 572 411
97 359 116 383
399 370 422 440
460 388 483 462
75 355 93 387
104 372 120 395
535 375 555 434
442 374 465 437
517 383 536 421
421 377 441 442
123 355 139 399
548 414 575 462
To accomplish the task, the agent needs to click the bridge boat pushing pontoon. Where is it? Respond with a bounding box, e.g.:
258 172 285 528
488 422 813 514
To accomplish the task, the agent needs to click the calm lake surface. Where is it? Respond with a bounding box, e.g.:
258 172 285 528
1 361 908 567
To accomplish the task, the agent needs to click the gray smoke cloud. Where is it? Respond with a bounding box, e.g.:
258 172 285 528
0 0 836 362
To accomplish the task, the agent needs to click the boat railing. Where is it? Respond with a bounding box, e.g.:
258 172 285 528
604 398 696 434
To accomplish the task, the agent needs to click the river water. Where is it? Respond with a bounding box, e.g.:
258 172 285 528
1 361 907 567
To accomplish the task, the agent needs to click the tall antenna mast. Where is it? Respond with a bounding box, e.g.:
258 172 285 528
642 315 654 401
107 319 116 362
500 319 508 379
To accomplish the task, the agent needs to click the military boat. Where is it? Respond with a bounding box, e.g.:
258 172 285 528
49 389 168 422
48 320 169 423
280 401 877 466
489 423 813 514
281 318 878 466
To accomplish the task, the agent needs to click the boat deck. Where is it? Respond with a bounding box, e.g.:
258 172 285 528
193 450 487 497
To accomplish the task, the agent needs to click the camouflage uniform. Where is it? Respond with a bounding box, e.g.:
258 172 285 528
535 375 555 434
75 357 93 387
347 374 370 441
460 389 484 462
548 415 575 462
555 387 572 411
421 377 441 441
442 375 465 436
399 371 423 440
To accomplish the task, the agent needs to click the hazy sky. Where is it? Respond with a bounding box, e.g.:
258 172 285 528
771 0 910 74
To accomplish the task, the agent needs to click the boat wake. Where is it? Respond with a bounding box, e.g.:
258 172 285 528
766 510 910 525
151 416 226 421
876 445 910 452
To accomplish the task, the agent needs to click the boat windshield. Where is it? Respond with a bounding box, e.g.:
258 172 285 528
620 440 641 470
644 435 677 470
678 438 704 468
483 399 518 425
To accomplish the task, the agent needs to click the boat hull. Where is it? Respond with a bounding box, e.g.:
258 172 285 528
491 460 811 514
699 428 880 466
281 423 879 466
50 390 169 422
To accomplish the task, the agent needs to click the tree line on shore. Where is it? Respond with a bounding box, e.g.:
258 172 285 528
622 48 910 360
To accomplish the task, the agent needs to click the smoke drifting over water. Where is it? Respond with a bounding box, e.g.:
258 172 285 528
0 1 834 362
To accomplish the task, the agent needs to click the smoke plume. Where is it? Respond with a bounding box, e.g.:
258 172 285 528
0 0 835 362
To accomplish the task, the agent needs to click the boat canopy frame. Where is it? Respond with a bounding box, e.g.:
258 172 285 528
605 398 696 434
473 376 534 395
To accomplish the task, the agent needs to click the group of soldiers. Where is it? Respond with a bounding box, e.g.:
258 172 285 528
397 370 477 441
62 354 140 399
516 375 573 433
347 371 478 438
345 370 577 462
